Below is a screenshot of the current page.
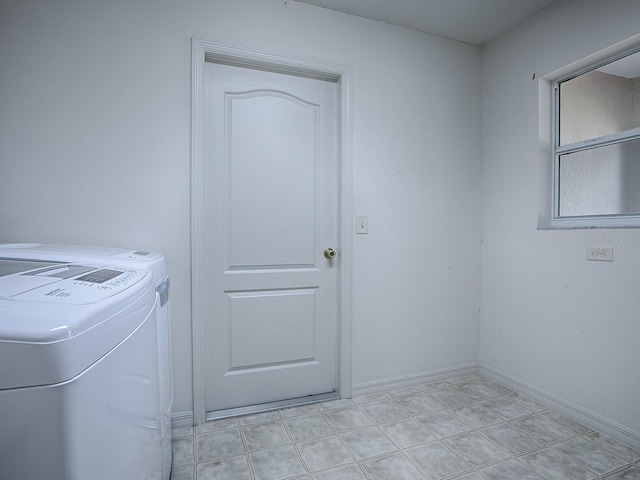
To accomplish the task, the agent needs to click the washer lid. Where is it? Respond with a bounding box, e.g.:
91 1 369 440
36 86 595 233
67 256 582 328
0 260 156 389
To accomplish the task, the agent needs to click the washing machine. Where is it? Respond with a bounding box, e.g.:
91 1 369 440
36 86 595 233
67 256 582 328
0 257 159 479
0 243 173 480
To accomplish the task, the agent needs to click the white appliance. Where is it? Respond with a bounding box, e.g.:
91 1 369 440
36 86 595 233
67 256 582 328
0 243 173 480
0 257 159 479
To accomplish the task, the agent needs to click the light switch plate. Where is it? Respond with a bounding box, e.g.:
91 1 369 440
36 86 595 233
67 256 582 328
356 214 368 234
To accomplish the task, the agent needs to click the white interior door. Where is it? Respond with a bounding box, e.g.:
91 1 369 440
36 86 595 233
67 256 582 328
203 62 338 413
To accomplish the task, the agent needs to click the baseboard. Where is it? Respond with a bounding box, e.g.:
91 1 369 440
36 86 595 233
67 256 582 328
351 362 479 396
171 410 194 428
479 363 640 450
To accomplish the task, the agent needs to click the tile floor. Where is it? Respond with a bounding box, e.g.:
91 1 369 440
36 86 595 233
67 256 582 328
169 374 640 480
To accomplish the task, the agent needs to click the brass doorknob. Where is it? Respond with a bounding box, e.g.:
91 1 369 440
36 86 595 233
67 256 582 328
324 248 337 259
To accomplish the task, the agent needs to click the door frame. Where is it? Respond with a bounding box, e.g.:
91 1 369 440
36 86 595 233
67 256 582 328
190 38 353 426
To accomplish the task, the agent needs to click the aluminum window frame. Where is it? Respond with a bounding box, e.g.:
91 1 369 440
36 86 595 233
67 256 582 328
551 45 640 228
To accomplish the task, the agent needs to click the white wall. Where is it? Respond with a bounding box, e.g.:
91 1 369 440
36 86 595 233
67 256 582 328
0 0 483 417
481 0 640 438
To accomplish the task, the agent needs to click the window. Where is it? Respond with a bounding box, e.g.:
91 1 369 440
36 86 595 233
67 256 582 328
553 48 640 227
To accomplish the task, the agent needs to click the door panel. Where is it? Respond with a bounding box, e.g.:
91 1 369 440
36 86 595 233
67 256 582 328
226 288 318 370
227 92 317 268
204 62 338 412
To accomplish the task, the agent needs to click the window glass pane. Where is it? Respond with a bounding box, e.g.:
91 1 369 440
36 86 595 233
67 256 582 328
559 138 640 217
559 50 640 145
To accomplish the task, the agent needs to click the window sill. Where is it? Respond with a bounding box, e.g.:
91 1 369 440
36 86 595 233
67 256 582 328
538 224 640 230
539 216 640 230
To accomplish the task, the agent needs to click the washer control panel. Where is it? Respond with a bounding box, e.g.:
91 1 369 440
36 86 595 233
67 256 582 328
0 260 149 304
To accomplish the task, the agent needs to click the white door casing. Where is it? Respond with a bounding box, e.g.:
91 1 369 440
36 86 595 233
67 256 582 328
190 39 353 424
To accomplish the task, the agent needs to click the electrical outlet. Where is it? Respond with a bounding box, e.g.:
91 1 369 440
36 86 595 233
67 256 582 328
586 246 613 262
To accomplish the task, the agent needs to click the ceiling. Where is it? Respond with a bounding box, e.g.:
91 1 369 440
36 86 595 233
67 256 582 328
293 0 560 46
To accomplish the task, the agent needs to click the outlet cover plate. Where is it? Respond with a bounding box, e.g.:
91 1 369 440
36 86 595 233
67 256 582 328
586 246 613 262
